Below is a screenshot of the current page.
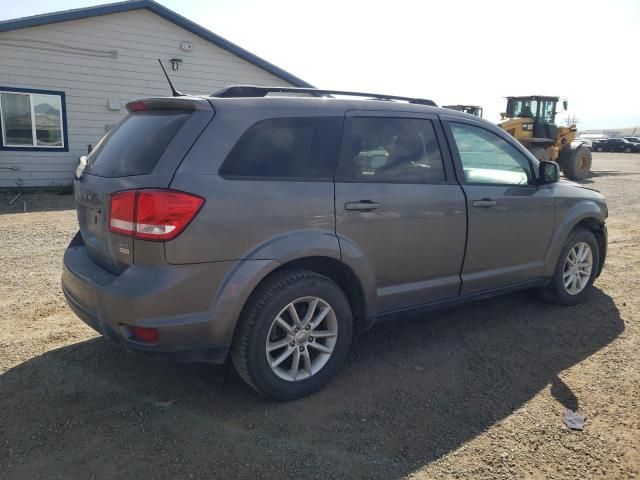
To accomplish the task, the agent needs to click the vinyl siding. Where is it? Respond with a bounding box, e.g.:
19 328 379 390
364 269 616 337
0 9 295 187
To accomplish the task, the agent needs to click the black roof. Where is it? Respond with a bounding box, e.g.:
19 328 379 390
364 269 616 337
506 95 560 101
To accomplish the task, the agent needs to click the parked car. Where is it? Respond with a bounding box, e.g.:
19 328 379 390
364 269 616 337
62 87 608 400
592 137 640 153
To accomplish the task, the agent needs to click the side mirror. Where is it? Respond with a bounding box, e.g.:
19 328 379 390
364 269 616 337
563 100 568 111
500 112 507 120
538 160 559 184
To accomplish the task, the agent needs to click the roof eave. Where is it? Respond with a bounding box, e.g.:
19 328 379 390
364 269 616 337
0 0 313 88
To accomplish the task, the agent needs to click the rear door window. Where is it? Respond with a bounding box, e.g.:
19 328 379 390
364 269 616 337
85 111 190 177
335 117 446 183
219 117 343 180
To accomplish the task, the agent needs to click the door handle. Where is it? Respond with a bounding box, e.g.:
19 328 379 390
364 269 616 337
345 200 381 212
472 199 497 208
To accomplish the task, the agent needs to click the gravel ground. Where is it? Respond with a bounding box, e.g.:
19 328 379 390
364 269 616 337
0 153 638 479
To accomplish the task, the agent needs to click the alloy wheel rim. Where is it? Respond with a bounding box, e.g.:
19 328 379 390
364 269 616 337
265 296 338 382
563 242 593 295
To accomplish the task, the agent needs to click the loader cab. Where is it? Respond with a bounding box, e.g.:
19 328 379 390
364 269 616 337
506 96 560 122
505 96 562 142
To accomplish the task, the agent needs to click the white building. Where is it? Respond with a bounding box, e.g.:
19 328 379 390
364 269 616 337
0 0 310 187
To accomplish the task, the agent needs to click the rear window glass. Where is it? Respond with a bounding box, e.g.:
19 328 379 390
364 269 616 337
85 111 190 177
219 117 343 180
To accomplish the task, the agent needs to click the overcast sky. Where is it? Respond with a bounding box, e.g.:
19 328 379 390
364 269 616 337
2 0 639 129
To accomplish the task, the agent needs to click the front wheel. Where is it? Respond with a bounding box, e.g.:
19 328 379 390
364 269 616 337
563 145 592 180
231 269 353 400
540 228 600 306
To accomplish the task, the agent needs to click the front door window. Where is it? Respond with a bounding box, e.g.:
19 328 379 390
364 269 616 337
449 122 533 185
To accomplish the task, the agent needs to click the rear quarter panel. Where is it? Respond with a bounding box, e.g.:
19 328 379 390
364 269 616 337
166 174 337 263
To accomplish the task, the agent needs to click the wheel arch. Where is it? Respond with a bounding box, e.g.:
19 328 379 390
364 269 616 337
543 205 607 277
210 231 376 352
574 217 607 277
219 255 370 348
267 256 369 332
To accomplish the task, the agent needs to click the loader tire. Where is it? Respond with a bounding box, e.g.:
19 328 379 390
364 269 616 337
562 145 591 180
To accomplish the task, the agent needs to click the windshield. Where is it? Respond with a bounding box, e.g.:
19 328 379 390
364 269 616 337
538 100 556 123
507 99 537 118
507 98 557 122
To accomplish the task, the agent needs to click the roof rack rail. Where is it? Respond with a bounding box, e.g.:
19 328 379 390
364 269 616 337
211 85 437 107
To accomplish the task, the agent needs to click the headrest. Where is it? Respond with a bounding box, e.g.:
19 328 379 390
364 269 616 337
392 134 423 159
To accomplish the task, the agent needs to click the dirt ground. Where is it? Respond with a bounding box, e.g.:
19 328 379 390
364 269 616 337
0 153 638 479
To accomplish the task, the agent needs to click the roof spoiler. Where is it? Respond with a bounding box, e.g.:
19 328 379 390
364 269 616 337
211 85 437 107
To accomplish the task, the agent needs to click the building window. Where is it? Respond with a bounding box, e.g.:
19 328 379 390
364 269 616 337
0 88 67 151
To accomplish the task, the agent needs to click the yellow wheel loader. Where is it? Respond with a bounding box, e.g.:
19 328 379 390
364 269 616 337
499 96 591 180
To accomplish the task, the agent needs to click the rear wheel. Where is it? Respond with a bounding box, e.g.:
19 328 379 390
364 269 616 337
562 145 592 180
530 146 550 161
540 228 599 306
231 269 353 400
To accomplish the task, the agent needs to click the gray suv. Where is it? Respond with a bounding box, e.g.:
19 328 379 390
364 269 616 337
62 86 608 400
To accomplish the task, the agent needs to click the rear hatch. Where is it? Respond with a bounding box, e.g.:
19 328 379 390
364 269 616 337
74 97 213 273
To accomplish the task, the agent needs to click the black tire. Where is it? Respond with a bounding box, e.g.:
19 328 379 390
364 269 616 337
231 269 353 400
596 147 603 152
530 146 550 162
624 147 631 153
563 145 592 180
540 228 600 306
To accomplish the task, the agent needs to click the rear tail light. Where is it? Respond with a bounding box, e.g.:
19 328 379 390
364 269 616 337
109 191 136 236
109 189 204 241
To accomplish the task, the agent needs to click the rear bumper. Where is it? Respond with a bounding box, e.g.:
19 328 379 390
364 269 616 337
61 232 236 363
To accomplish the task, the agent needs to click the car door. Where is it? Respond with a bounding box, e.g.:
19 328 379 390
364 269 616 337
609 139 618 152
442 117 555 295
611 139 623 152
334 111 467 313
